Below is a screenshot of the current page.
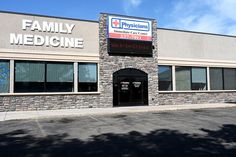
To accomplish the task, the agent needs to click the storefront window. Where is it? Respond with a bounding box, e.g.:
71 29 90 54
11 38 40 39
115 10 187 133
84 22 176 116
0 60 10 93
78 63 98 92
46 63 73 92
15 61 74 92
210 68 223 90
175 66 207 91
176 66 191 91
223 68 236 90
15 61 45 92
191 67 207 90
158 66 172 91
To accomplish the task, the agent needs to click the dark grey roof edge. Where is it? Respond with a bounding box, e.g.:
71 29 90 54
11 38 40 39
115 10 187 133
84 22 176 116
157 27 236 38
0 10 99 23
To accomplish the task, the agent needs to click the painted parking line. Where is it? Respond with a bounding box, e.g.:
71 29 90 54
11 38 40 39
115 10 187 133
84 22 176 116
35 110 47 137
88 115 102 122
35 118 47 137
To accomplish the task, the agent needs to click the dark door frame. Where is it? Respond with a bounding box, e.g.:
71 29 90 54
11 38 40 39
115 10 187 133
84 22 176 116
113 68 148 107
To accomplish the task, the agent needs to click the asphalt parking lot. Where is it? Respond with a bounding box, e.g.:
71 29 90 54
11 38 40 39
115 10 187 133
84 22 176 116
0 107 236 157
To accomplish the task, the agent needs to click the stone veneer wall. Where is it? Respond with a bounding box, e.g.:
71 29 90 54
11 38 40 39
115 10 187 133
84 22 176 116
159 92 236 105
99 13 159 107
0 94 100 112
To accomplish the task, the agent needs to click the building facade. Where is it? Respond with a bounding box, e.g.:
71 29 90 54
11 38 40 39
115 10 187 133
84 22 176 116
0 11 235 112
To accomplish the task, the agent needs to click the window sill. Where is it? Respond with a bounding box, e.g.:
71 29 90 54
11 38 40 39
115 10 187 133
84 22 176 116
0 92 101 96
159 90 236 94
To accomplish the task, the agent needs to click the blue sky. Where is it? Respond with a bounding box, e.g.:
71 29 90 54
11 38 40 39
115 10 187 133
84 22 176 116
0 0 236 35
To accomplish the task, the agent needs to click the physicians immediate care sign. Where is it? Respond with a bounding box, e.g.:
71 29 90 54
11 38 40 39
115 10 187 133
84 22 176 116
107 15 153 56
108 16 152 41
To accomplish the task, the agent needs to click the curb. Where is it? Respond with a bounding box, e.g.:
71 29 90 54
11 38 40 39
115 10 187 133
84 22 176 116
1 103 236 121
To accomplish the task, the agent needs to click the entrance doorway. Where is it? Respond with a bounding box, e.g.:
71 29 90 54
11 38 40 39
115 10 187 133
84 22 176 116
113 68 148 107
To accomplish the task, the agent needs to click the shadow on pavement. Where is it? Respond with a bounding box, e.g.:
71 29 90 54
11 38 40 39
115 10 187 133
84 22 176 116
0 124 236 157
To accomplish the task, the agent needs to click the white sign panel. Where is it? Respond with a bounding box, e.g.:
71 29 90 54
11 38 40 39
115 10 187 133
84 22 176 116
108 16 152 41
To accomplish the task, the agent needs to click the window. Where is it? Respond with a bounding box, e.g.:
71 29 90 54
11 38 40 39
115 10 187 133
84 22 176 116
46 63 73 92
78 63 97 92
0 60 10 93
176 66 207 91
223 68 236 90
15 61 45 92
191 67 207 90
176 67 191 91
210 68 236 90
158 66 172 91
210 68 223 90
14 61 73 93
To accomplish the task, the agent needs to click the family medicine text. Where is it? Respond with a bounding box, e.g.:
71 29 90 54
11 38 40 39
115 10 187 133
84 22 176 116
10 19 83 48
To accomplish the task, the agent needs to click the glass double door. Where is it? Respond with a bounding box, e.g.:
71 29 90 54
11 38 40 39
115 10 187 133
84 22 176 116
116 76 148 106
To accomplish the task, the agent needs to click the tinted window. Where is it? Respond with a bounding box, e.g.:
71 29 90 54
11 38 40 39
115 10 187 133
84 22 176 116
223 68 236 90
78 63 98 92
191 67 207 90
158 66 172 91
46 63 74 92
175 66 207 91
210 68 223 90
176 66 191 91
15 61 45 92
14 61 74 93
0 60 10 93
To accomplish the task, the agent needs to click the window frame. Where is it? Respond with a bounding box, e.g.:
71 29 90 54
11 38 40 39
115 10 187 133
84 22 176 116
78 62 98 92
175 66 208 91
175 66 192 91
0 60 10 93
158 65 236 92
209 67 224 90
191 67 207 90
14 60 74 93
158 65 173 91
223 68 236 90
209 67 236 91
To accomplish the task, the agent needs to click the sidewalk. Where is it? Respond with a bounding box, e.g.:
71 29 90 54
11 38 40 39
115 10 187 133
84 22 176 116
1 103 236 121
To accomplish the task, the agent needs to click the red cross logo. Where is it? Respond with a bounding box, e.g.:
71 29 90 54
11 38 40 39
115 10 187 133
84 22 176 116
112 19 120 28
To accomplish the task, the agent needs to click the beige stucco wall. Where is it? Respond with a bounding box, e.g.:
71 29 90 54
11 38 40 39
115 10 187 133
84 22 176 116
157 28 236 63
1 12 236 64
0 12 99 61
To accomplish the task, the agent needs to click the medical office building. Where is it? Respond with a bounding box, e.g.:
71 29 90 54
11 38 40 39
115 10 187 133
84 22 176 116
0 11 235 112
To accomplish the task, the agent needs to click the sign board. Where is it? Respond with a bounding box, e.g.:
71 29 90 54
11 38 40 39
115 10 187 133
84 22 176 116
108 38 152 56
121 82 129 90
133 82 141 88
108 16 152 41
107 15 153 56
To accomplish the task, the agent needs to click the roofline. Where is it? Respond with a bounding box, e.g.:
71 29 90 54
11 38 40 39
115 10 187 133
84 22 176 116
0 10 98 23
157 27 236 38
0 10 235 38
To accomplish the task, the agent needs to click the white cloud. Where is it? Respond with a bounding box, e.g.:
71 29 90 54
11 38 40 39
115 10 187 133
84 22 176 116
123 0 142 14
163 0 236 35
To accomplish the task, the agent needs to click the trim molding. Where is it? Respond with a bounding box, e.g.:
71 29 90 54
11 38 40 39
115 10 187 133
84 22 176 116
0 92 101 96
159 57 236 67
159 90 236 94
0 51 99 62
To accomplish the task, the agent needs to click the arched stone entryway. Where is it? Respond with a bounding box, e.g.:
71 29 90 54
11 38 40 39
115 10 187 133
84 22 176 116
113 68 148 107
